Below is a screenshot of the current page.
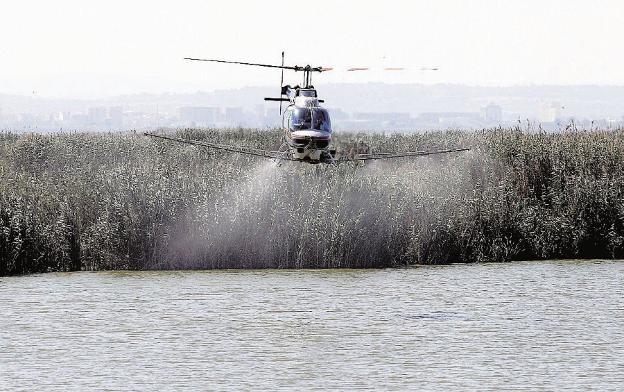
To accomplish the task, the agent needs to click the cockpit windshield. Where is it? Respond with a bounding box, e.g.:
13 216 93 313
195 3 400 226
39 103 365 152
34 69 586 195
297 89 317 97
289 107 331 132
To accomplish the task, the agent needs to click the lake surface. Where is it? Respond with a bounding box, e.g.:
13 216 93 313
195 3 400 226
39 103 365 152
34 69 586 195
1 260 623 391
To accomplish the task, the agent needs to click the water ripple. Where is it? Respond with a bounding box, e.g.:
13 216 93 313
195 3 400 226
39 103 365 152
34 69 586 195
1 260 623 391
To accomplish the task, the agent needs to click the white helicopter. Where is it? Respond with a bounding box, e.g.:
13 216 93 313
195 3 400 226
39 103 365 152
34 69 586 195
145 53 469 164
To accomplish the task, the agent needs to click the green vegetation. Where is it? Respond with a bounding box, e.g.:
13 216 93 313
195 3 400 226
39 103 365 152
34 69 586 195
2 127 624 275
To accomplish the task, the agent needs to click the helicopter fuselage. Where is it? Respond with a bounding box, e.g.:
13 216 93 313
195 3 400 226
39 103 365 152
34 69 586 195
281 89 334 163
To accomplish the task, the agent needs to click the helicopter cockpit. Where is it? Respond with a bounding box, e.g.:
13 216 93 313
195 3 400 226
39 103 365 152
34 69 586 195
296 88 317 97
286 107 332 132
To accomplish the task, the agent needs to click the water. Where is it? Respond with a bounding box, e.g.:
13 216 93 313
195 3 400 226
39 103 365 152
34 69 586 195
1 261 623 391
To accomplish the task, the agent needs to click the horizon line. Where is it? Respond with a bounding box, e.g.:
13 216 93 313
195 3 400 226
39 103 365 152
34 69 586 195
3 82 624 101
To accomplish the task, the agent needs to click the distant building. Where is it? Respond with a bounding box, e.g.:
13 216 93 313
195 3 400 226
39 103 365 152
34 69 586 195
483 103 502 123
49 112 64 122
417 113 443 123
224 107 245 126
417 112 481 124
538 102 562 123
2 112 18 126
88 107 107 125
179 106 219 126
122 111 147 128
353 112 410 122
71 114 89 127
108 106 123 128
343 112 412 130
19 113 36 124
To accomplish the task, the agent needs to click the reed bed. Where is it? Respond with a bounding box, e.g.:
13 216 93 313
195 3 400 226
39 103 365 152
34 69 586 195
2 127 624 275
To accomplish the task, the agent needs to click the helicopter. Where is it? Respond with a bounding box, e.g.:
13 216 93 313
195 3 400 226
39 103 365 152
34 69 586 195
145 53 469 164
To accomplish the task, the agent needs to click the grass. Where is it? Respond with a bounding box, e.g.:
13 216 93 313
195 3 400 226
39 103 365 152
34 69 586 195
2 127 624 275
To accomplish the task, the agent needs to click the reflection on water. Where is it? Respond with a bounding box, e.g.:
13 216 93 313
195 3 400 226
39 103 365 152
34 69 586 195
1 261 623 391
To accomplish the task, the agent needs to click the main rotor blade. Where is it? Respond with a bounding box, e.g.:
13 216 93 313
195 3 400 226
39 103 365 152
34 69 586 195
184 57 299 71
321 66 438 72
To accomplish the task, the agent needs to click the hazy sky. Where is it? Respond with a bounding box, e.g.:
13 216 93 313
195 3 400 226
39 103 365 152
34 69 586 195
1 0 623 98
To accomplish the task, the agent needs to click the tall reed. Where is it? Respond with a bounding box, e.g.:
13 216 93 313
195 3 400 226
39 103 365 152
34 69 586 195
1 127 623 275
